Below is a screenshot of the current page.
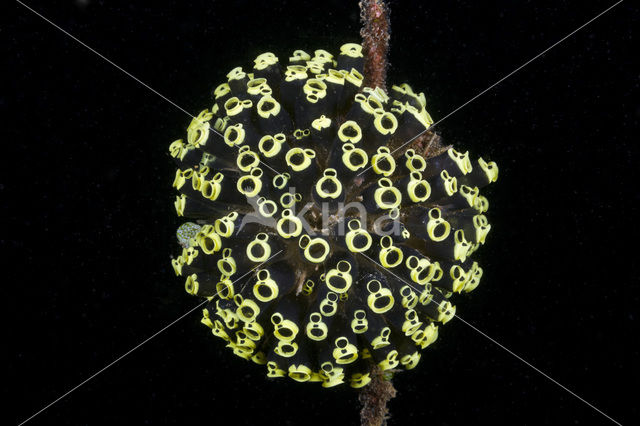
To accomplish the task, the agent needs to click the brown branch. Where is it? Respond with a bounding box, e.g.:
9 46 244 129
359 365 397 426
360 0 390 92
359 3 396 424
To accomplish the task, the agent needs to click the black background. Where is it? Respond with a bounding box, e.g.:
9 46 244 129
8 0 639 425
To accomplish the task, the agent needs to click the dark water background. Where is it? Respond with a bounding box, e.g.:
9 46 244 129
9 0 639 424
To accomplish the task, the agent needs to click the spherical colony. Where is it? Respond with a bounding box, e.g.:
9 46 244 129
169 43 498 388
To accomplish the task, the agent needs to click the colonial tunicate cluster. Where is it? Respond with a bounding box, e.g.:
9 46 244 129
169 43 498 388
